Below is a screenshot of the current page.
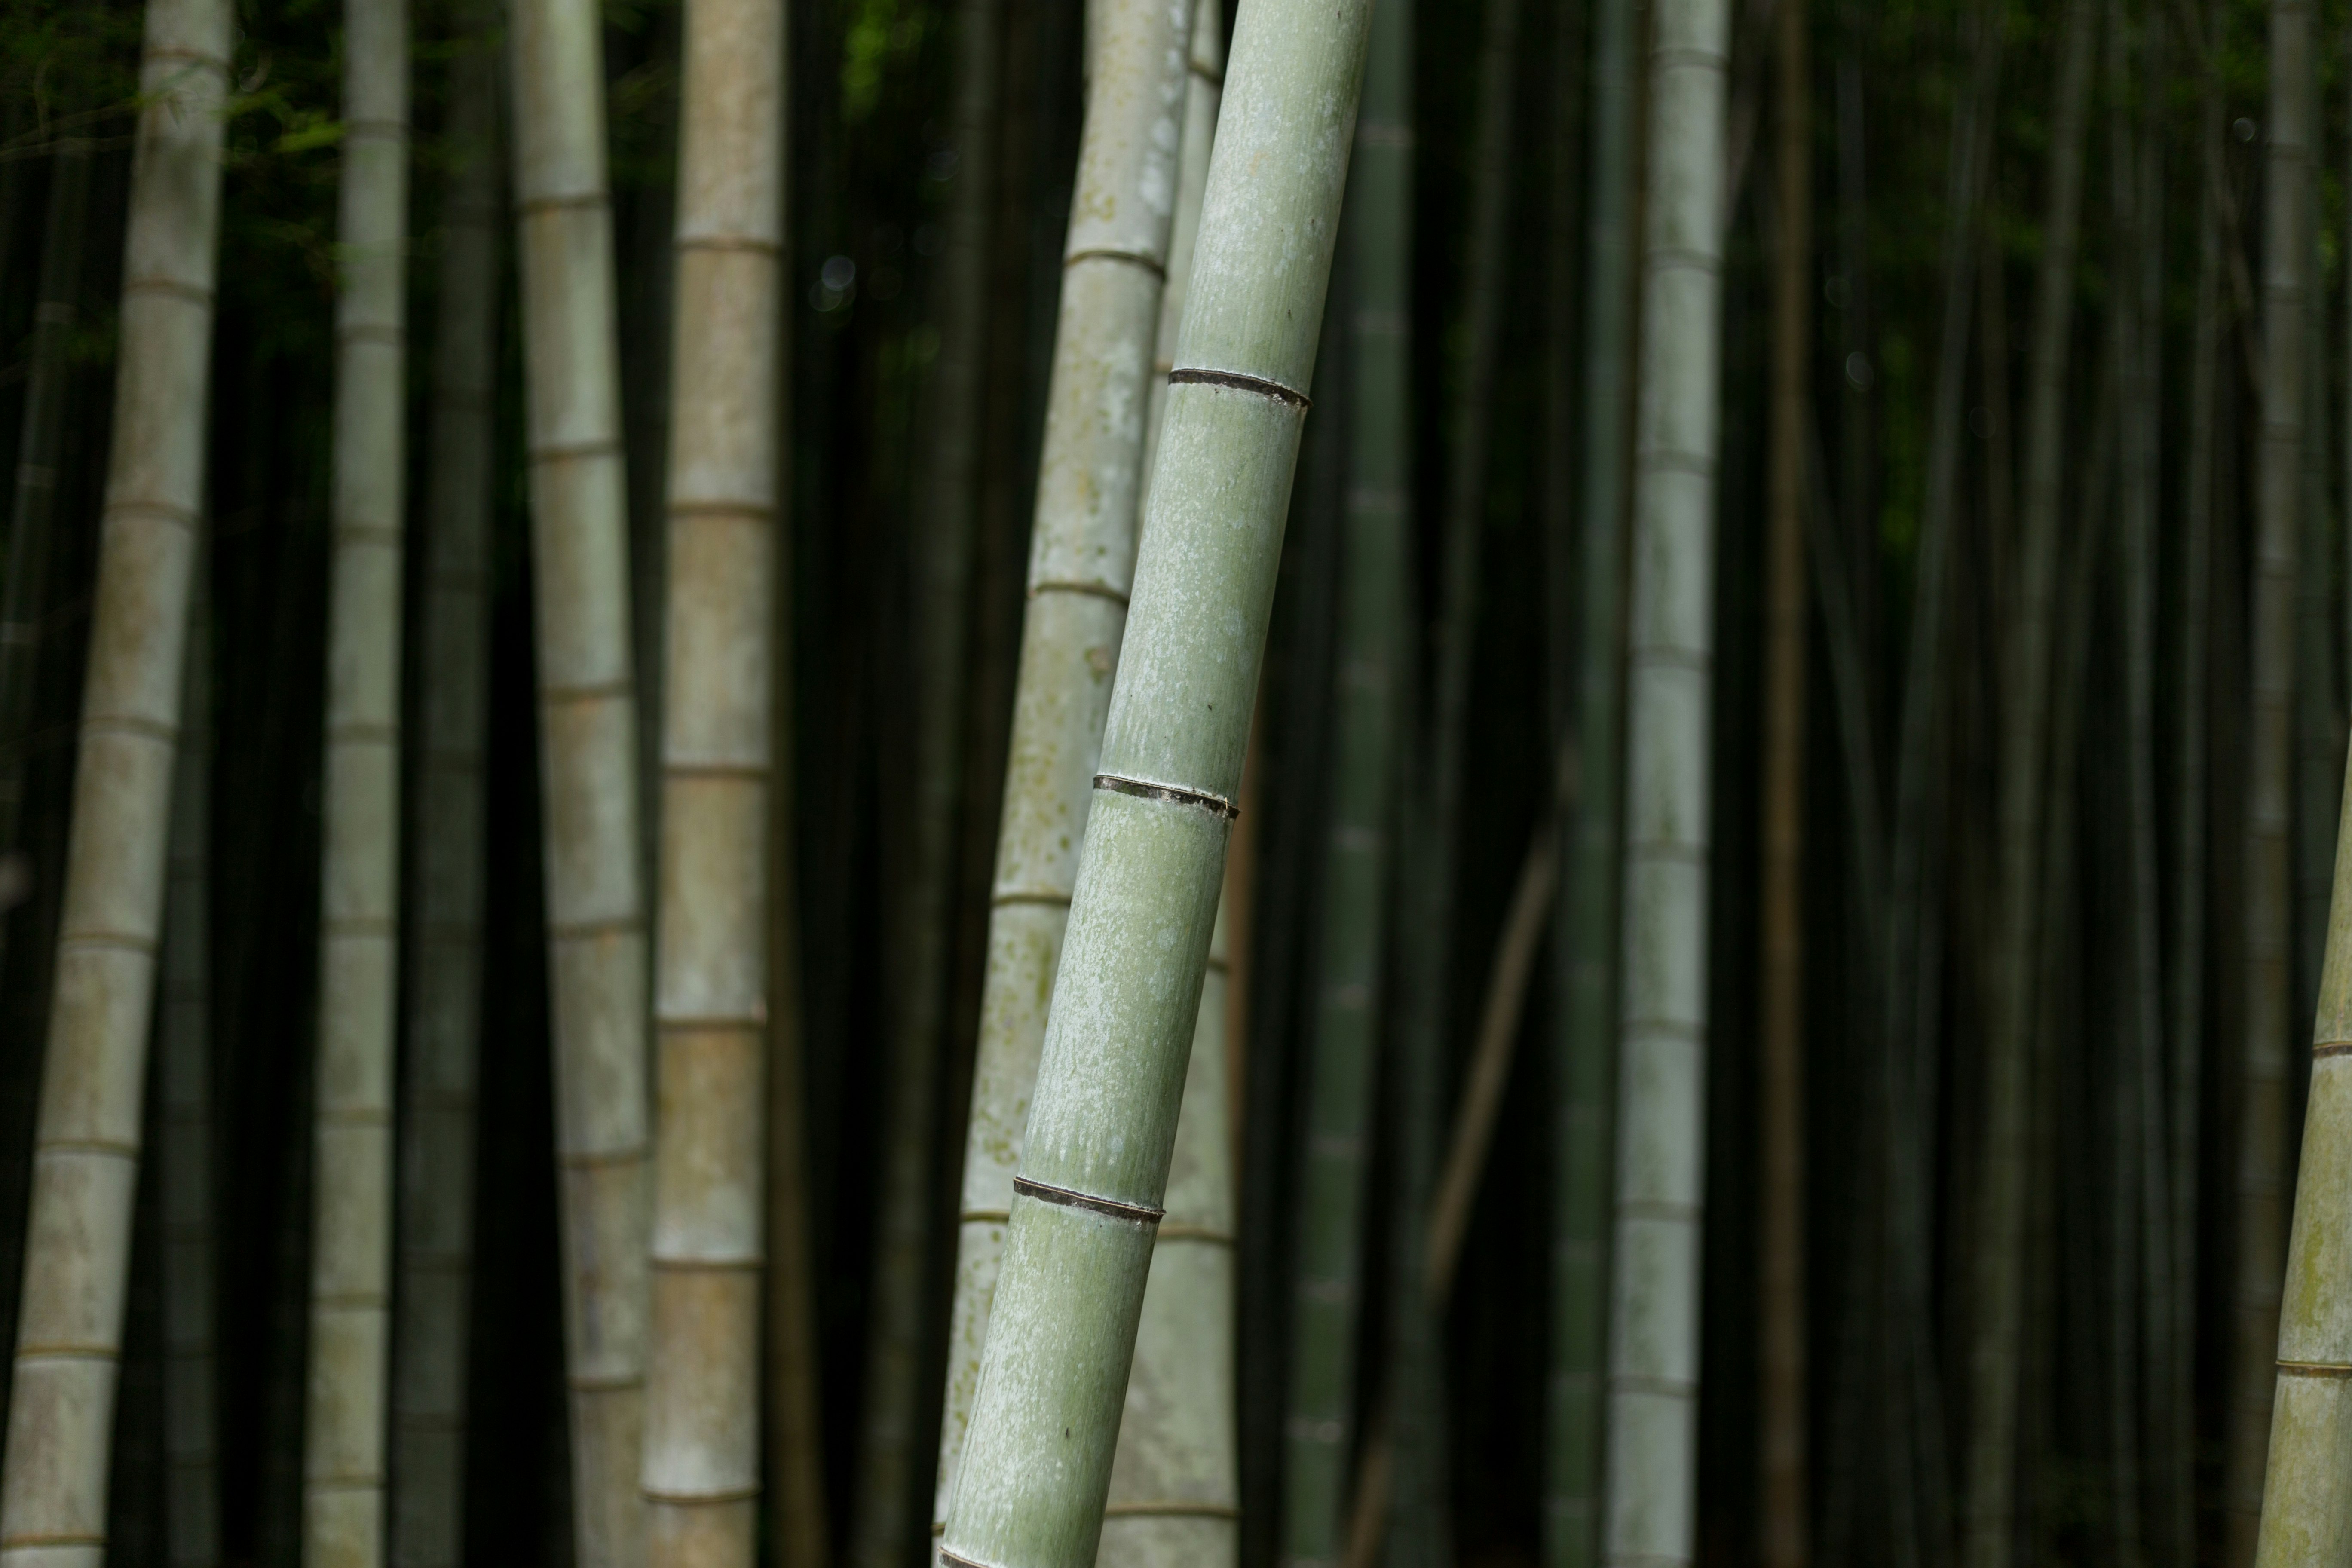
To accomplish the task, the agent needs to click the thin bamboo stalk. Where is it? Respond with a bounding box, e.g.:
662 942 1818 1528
1759 0 1810 1556
1277 0 1406 1555
389 21 498 1568
160 552 219 1568
510 0 655 1550
935 0 1371 1552
642 0 785 1556
2230 3 2312 1558
306 0 411 1556
1963 6 2095 1566
926 0 1197 1546
0 0 231 1554
2250 737 2352 1563
1599 2 1730 1561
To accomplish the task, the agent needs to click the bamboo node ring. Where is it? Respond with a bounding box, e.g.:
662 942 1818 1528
1167 366 1311 410
1064 245 1168 279
2314 1041 2352 1058
2277 1359 2352 1378
1012 1173 1164 1226
937 1548 998 1568
1094 772 1239 821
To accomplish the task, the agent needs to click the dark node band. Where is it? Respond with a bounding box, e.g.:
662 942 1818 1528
1012 1173 1165 1226
1093 772 1240 821
1167 366 1311 410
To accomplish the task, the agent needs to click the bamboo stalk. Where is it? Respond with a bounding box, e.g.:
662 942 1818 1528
1963 6 2095 1566
1599 2 1730 1561
2230 3 2312 1558
1760 0 1810 1556
1277 0 1406 1556
390 19 498 1568
641 0 785 1557
0 0 231 1554
509 0 655 1552
926 0 1197 1545
935 0 1371 1553
306 0 411 1556
160 551 219 1568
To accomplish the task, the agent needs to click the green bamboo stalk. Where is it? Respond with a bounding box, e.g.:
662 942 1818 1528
1963 6 2095 1565
1549 0 1636 1543
389 22 498 1568
160 550 219 1568
640 0 785 1560
509 0 654 1551
1278 0 1406 1556
306 0 411 1556
936 0 1372 1555
0 0 231 1553
926 0 1198 1544
1600 2 1730 1562
2250 731 2352 1564
2231 4 2312 1559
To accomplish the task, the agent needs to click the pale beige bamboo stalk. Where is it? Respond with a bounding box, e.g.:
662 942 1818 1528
510 0 654 1555
0 0 230 1556
1139 0 1225 503
928 0 1198 1544
642 0 783 1559
306 0 411 1559
390 24 499 1568
2232 4 2311 1560
161 554 219 1568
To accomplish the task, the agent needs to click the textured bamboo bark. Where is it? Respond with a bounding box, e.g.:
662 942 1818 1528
1759 0 1808 1558
389 25 498 1568
1963 6 2094 1566
1599 3 1728 1562
0 0 230 1555
510 0 654 1553
642 0 784 1559
2251 757 2352 1565
1550 0 1637 1549
306 0 411 1558
1278 0 1405 1556
1139 0 1225 505
936 0 1370 1555
927 0 1196 1544
160 555 218 1568
2231 4 2311 1558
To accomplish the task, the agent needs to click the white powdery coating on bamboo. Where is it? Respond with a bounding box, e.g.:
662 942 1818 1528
0 0 229 1560
511 0 652 1557
643 0 780 1560
929 0 1197 1545
1603 3 1726 1567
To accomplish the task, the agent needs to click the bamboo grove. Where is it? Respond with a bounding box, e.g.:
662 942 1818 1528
13 0 2352 1563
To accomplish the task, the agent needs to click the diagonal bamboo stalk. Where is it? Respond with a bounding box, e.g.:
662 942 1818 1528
509 0 655 1555
0 0 232 1555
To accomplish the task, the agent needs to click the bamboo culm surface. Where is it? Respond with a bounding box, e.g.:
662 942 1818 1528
643 0 785 1556
928 0 1196 1542
937 0 1372 1556
0 0 230 1556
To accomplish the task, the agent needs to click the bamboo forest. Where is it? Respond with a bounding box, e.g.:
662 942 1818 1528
16 0 2352 1563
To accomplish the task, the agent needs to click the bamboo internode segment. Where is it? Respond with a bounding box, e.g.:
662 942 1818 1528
391 22 499 1568
510 0 652 1556
940 0 1366 1551
2234 7 2311 1563
0 0 229 1557
1603 2 1728 1565
646 0 782 1558
929 0 1197 1547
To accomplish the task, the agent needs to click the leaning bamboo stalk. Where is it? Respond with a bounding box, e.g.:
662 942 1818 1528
926 0 1197 1545
1277 0 1406 1554
1601 2 1730 1562
389 21 499 1568
509 0 655 1552
936 0 1371 1555
159 552 219 1568
2251 751 2352 1564
2231 3 2312 1559
305 0 411 1556
641 0 784 1559
0 0 230 1554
